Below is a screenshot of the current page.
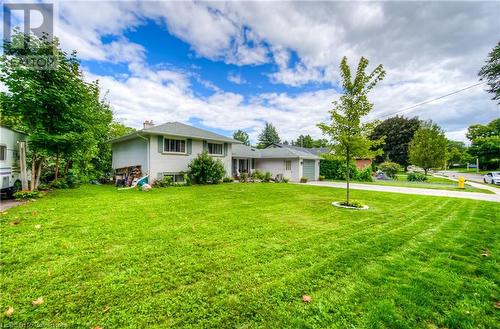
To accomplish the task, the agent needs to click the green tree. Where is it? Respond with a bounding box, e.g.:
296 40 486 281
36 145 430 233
0 31 112 189
318 56 385 205
478 42 500 103
293 135 328 148
109 121 136 139
370 116 421 169
466 118 500 169
233 129 250 146
257 122 280 148
446 140 470 168
408 121 448 175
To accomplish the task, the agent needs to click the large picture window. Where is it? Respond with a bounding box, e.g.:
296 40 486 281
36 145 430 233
208 142 223 155
164 138 186 153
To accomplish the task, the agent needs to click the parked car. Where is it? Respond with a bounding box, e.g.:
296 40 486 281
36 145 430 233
483 172 500 185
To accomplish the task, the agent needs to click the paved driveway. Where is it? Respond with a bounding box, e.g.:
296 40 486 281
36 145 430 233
437 170 485 183
304 181 500 203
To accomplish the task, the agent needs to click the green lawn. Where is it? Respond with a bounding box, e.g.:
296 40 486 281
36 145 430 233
331 174 494 193
1 184 498 328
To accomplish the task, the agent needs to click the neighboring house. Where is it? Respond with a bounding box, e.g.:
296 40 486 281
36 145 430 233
110 121 321 183
0 125 28 196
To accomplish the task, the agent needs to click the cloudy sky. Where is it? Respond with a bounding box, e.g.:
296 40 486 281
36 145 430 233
6 1 500 142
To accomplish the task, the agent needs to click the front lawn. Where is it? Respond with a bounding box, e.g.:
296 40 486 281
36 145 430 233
332 174 493 193
1 184 498 328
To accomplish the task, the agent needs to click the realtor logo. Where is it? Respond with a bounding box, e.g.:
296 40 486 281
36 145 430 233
3 3 54 49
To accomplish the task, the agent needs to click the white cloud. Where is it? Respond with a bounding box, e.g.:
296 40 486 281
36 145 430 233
31 1 500 142
227 72 246 85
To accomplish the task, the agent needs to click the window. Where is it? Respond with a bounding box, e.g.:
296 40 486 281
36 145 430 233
164 138 186 153
208 142 223 155
284 160 292 170
0 145 6 161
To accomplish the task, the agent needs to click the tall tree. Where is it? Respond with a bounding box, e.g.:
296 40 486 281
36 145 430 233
233 129 250 146
478 42 500 103
318 56 385 205
408 121 448 175
257 122 280 148
446 140 471 168
0 31 112 189
292 135 329 148
370 116 421 169
466 118 500 169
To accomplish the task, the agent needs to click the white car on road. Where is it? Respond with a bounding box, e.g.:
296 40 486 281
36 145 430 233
483 172 500 185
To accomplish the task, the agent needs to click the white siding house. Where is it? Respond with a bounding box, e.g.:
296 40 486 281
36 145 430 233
110 121 321 183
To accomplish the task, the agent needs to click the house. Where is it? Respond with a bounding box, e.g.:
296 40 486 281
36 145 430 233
109 121 321 183
266 144 372 170
0 125 28 196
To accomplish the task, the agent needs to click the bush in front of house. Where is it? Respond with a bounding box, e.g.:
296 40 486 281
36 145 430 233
188 152 225 184
354 167 373 182
13 190 43 201
319 175 325 181
407 172 428 182
300 177 308 183
251 169 263 180
223 177 233 183
320 158 357 180
378 161 402 179
240 172 248 182
262 172 272 182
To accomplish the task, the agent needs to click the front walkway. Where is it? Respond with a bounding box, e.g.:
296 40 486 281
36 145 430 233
304 181 500 203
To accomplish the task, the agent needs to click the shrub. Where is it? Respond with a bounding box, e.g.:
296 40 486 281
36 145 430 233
240 172 248 182
354 167 373 182
339 200 364 208
263 171 272 182
65 169 81 188
300 177 308 183
188 152 225 184
13 190 43 200
223 177 233 183
283 177 289 183
320 158 357 180
37 183 50 191
153 175 173 187
407 172 427 182
319 175 325 181
252 169 263 180
49 178 68 189
378 161 402 178
183 173 192 186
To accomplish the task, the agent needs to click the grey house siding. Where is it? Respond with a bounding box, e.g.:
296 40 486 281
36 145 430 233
112 137 149 172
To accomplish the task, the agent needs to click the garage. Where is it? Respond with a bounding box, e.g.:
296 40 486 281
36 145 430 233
303 159 316 181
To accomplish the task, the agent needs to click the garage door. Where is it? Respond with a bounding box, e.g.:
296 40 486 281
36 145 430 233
303 160 316 181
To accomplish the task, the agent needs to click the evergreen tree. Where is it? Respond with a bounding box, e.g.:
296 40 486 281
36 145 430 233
257 122 280 148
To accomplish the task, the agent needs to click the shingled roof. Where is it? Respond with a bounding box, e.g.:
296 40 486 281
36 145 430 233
109 122 241 144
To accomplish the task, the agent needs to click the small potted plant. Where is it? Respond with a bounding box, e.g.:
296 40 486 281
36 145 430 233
300 177 308 183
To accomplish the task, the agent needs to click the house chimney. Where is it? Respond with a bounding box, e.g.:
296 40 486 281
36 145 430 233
143 120 155 129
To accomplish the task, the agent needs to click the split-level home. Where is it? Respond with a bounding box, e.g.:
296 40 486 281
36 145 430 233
110 121 321 183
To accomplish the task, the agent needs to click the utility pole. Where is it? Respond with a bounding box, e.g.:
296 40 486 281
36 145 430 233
17 141 28 191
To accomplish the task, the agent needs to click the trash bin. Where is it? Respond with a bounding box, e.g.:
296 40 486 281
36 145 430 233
458 176 465 189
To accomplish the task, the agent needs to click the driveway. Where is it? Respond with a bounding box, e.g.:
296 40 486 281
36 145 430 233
0 199 24 212
437 170 485 183
304 181 500 203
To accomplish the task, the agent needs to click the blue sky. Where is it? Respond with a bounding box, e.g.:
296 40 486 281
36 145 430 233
3 1 499 142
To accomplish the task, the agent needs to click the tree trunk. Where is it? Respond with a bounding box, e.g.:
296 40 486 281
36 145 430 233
54 153 60 180
35 159 43 190
30 156 36 191
64 160 71 177
346 149 350 204
424 168 428 176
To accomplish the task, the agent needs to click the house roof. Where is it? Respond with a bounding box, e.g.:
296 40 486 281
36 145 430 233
109 122 242 144
232 144 321 159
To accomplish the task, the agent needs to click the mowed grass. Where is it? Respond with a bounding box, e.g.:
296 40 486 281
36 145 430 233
0 184 498 328
337 174 493 193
